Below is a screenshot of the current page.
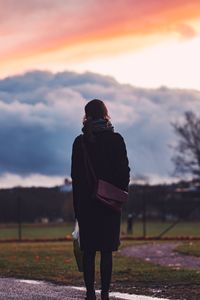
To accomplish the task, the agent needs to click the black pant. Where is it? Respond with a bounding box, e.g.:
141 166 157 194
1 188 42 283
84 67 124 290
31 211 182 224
83 250 112 294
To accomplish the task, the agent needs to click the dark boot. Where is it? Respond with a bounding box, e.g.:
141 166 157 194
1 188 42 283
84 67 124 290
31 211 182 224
101 291 109 300
85 290 96 300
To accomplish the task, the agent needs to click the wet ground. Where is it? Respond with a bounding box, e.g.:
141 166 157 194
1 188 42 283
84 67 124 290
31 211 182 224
120 242 200 269
0 277 169 300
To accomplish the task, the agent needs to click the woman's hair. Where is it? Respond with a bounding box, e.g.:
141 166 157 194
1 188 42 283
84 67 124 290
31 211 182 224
83 99 110 123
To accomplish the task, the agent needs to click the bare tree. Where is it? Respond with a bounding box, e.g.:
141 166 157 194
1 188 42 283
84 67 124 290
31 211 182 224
172 111 200 180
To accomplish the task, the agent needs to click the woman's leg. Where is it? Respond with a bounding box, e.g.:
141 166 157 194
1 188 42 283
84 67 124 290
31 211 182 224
83 250 96 299
100 251 112 299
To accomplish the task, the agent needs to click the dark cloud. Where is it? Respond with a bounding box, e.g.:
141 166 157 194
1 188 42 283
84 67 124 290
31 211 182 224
0 70 200 182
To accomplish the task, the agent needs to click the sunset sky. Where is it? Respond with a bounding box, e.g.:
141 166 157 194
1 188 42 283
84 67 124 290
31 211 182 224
1 0 200 89
1 0 200 187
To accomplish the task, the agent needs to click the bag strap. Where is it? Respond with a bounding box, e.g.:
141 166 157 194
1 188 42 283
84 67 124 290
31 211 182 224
81 135 97 184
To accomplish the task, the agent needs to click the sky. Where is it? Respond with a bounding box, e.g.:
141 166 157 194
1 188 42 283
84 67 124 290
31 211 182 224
1 70 200 187
1 0 200 89
0 0 200 187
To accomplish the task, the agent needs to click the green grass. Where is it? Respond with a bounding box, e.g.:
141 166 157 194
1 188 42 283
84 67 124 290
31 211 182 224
121 221 200 237
0 241 200 299
0 223 74 240
176 241 200 257
1 221 200 240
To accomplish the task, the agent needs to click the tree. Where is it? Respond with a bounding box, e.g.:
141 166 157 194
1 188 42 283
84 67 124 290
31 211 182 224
172 111 200 180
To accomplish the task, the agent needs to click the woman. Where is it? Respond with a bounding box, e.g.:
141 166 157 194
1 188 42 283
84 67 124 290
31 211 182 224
71 99 130 300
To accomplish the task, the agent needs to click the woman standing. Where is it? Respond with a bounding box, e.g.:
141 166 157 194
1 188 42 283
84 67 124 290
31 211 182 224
71 99 130 300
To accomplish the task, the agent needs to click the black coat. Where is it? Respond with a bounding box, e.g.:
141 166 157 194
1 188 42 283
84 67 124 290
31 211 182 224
71 131 130 251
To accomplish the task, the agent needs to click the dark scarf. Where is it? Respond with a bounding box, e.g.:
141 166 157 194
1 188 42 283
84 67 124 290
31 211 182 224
82 118 114 141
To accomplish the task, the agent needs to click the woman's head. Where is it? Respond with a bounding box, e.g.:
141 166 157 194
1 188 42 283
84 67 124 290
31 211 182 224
82 99 113 141
83 99 109 123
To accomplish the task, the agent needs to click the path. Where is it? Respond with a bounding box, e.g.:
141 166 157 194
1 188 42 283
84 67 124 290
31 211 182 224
120 242 200 269
0 278 169 300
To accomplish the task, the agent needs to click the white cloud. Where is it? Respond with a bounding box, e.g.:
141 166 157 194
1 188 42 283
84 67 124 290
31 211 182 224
0 173 64 188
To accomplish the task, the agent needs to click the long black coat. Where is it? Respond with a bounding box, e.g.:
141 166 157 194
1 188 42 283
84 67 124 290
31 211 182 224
71 131 130 251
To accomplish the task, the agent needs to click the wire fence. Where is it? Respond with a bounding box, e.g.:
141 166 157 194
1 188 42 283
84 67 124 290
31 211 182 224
0 186 200 241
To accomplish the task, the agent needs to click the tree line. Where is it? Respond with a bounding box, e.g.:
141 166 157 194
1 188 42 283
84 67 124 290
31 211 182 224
0 181 199 223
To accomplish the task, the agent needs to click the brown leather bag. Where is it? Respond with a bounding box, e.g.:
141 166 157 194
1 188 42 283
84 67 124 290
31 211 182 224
81 136 128 213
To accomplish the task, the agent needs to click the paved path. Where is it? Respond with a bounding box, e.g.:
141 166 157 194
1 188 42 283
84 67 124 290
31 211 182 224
120 242 200 269
0 278 169 300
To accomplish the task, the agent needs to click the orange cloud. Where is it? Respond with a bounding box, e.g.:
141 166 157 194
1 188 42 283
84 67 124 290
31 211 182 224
176 23 197 40
1 0 200 76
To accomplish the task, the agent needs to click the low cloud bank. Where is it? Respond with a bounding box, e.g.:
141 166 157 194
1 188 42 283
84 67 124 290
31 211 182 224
0 70 200 186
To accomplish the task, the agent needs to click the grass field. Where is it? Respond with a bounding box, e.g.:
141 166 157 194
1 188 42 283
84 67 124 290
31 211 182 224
0 221 200 240
0 223 74 240
176 241 200 257
0 240 200 299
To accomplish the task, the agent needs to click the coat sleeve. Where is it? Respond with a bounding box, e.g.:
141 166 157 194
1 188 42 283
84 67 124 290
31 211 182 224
71 137 81 219
113 133 130 190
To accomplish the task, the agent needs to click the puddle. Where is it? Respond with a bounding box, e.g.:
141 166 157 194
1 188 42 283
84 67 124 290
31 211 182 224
18 279 44 285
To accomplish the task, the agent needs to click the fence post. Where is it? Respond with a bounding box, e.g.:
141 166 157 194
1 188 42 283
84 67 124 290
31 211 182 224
17 196 22 241
143 194 146 238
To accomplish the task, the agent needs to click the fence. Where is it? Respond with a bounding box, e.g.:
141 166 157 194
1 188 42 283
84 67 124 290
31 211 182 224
0 185 200 241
